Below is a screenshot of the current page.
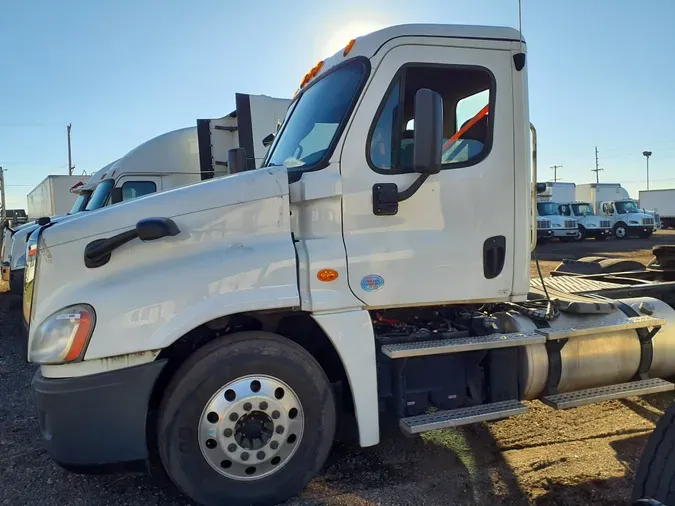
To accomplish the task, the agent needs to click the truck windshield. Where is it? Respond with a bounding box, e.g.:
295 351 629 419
616 200 639 214
265 60 367 170
85 179 114 211
68 191 92 214
537 202 560 216
572 203 595 216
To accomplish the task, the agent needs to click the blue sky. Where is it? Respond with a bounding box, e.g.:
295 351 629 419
1 0 674 208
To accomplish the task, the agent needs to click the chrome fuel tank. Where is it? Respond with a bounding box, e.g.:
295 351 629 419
495 296 675 400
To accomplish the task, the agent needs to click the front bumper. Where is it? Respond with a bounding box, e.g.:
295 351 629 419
628 226 654 235
537 229 553 239
586 228 612 238
32 359 167 468
1 262 9 282
9 267 24 295
552 229 578 238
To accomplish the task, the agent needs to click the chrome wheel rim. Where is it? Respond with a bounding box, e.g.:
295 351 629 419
198 375 304 481
616 227 626 238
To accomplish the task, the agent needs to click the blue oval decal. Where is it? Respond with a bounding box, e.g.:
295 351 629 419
361 274 384 292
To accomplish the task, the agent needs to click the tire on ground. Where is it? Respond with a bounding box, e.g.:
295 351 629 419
633 403 675 503
157 331 336 506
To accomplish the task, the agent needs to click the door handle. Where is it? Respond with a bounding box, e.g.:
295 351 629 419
483 236 506 279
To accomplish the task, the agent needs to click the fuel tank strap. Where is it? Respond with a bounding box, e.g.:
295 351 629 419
532 319 565 396
615 301 658 380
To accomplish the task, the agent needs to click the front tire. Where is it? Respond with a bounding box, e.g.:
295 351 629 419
574 226 586 242
614 222 629 239
633 403 675 504
157 332 336 506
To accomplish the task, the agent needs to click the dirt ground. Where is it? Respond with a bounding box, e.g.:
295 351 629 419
1 231 675 505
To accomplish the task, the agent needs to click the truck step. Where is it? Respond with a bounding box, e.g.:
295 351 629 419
541 378 675 410
380 332 546 359
535 315 666 341
400 400 528 434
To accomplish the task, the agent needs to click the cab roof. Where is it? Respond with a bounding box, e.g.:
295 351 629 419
302 24 523 89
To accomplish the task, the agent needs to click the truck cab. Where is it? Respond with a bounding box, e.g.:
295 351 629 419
557 201 612 241
22 24 675 506
536 200 578 240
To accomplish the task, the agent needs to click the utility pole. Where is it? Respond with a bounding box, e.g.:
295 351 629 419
643 150 652 190
550 165 563 182
67 123 74 175
591 146 603 183
0 167 6 223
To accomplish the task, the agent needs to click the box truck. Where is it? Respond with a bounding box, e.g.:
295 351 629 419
639 189 675 229
26 175 90 220
576 183 656 239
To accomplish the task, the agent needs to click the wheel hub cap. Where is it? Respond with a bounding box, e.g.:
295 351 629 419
199 375 304 481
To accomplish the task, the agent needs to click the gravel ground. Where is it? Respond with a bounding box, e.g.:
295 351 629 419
2 232 674 505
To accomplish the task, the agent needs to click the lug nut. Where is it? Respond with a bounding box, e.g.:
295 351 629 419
259 401 268 411
257 451 265 460
270 441 279 450
243 402 252 411
230 413 238 422
228 443 237 452
241 452 250 461
272 410 280 419
276 425 284 434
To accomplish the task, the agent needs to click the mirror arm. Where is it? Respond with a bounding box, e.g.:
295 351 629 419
397 173 431 201
84 229 138 268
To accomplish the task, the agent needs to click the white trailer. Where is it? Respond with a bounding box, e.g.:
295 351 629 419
26 175 89 220
639 189 675 229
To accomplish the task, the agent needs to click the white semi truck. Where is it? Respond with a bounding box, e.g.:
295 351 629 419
640 189 675 230
21 25 675 506
26 175 90 220
576 183 657 239
3 94 290 295
541 182 612 241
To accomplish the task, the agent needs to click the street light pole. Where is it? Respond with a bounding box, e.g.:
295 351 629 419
643 151 652 190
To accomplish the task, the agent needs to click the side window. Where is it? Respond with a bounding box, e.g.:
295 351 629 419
121 181 157 201
368 65 493 173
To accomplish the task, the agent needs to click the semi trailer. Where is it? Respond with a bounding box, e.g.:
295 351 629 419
22 24 675 506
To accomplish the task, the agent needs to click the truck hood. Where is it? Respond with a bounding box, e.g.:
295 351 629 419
41 166 290 248
625 212 654 221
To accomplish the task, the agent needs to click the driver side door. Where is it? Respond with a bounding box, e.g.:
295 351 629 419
340 43 515 308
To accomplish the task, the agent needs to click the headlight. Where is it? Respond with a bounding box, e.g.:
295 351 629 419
553 224 561 228
587 223 597 227
29 304 96 364
629 220 639 224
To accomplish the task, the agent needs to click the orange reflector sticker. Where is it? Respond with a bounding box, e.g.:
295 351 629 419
317 269 338 282
344 39 356 56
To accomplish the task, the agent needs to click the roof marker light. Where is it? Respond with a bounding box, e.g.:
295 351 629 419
344 39 356 56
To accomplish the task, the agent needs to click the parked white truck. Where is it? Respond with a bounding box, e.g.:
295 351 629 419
640 189 675 230
536 198 577 241
576 183 656 239
4 94 290 295
541 182 612 241
26 175 90 220
22 25 675 506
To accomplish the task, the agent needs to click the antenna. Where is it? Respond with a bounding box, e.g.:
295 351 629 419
518 0 523 52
